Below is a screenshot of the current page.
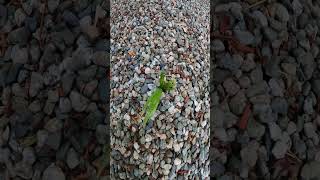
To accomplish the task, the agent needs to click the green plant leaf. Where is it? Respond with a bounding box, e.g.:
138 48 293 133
142 71 176 127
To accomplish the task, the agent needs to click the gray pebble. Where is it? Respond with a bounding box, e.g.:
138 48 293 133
241 54 256 72
229 90 246 115
48 0 60 13
223 78 240 96
59 98 72 113
212 40 225 52
66 148 80 169
272 3 290 22
28 100 42 113
42 164 65 180
300 161 320 180
268 78 284 97
251 10 268 27
271 97 288 115
22 147 36 165
272 140 288 159
29 72 44 97
11 45 28 64
247 118 265 139
7 27 30 45
44 118 63 132
234 30 255 45
268 122 282 141
70 91 89 112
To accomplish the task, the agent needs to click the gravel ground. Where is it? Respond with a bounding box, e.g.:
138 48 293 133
211 0 320 179
110 0 210 179
0 0 110 179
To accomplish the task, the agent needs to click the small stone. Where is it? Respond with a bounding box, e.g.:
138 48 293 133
62 10 79 27
247 118 265 139
14 161 33 179
42 164 65 180
144 67 151 74
214 128 228 142
281 63 296 75
11 45 28 64
5 63 23 85
44 101 56 115
145 134 152 142
96 125 108 144
22 147 36 165
271 3 290 22
162 164 172 176
304 96 314 115
29 72 44 97
272 140 288 159
239 76 251 88
292 0 303 15
45 131 62 150
37 130 49 148
92 51 108 67
44 118 63 132
85 110 105 129
98 79 108 103
251 10 268 27
271 97 288 115
48 0 60 13
83 80 98 97
250 66 263 84
66 148 80 169
173 143 181 152
133 151 139 159
61 72 75 95
300 161 320 180
70 91 89 112
234 30 255 45
24 16 37 32
287 121 297 135
263 27 277 42
241 54 256 72
304 122 317 138
79 16 99 41
269 122 282 141
15 8 26 26
174 158 181 166
59 98 72 113
246 81 269 97
229 91 246 115
17 69 28 83
223 78 240 96
218 53 243 71
63 48 92 71
7 27 30 44
269 78 284 97
212 40 225 52
241 145 258 167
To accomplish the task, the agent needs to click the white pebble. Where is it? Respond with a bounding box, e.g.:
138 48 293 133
173 143 181 152
145 134 153 142
168 106 176 114
133 151 139 159
124 114 130 121
133 142 139 150
144 67 151 74
174 158 182 166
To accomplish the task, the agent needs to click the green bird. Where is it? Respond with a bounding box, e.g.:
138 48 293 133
142 71 176 127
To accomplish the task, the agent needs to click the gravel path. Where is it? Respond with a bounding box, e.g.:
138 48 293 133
211 0 320 179
0 0 110 179
110 0 210 179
